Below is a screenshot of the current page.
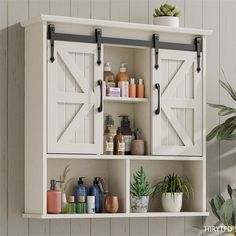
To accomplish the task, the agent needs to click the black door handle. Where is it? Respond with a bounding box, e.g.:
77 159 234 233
98 80 103 112
155 83 160 115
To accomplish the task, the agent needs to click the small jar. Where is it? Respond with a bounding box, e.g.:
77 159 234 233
137 78 145 98
66 196 76 214
76 196 87 214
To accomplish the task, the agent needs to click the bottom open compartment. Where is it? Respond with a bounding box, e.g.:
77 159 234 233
47 159 128 214
130 160 205 214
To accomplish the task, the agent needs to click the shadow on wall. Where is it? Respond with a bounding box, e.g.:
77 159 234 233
7 23 28 230
0 22 8 235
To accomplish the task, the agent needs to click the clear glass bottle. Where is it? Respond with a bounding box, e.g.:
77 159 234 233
104 128 114 155
104 62 116 88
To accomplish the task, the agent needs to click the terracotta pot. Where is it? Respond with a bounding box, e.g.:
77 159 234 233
105 196 119 213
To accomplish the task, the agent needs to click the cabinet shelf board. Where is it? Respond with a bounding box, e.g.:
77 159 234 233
104 96 148 103
46 154 204 161
23 212 209 219
129 212 209 217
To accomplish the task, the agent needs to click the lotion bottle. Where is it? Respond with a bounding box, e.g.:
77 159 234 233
89 177 103 213
47 180 62 214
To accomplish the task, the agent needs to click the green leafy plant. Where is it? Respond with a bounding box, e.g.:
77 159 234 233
156 173 193 199
210 185 236 234
207 71 236 141
153 3 181 18
130 166 156 197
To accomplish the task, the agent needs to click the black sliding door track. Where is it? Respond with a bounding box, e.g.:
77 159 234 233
47 24 202 72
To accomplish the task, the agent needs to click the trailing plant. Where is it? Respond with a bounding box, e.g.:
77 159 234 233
156 173 193 199
130 166 156 197
207 70 236 141
59 164 75 192
210 185 236 235
153 3 181 18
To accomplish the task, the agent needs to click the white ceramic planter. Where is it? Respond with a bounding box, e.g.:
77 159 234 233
153 16 179 27
131 196 149 213
161 193 183 212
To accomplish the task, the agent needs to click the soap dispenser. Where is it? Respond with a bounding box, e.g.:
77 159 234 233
89 177 103 213
74 177 88 203
47 180 62 214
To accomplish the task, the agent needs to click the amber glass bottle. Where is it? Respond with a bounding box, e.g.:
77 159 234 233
113 128 125 155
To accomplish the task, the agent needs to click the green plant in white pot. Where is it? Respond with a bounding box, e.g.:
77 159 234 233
130 166 156 213
156 173 193 212
153 3 181 27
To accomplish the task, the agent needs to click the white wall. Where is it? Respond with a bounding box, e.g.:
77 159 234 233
0 0 234 235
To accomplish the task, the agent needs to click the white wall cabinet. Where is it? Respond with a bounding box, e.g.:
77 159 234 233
21 15 211 219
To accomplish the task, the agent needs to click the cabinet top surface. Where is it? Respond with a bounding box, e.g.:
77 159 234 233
21 15 212 36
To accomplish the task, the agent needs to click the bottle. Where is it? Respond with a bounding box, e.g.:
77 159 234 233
66 196 76 214
104 62 116 89
76 196 87 214
116 63 129 86
74 177 88 203
129 78 136 98
104 115 116 137
113 127 125 155
120 116 133 155
104 127 114 155
137 78 145 98
87 196 95 214
47 180 62 214
89 177 103 213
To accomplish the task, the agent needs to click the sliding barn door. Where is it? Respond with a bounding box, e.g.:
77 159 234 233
152 49 203 156
47 41 103 154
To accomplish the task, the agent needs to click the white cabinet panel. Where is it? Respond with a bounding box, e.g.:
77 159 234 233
48 41 103 154
152 49 203 156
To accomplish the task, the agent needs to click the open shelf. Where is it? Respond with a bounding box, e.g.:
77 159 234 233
23 211 209 219
46 154 205 161
130 160 205 213
104 96 148 104
47 159 127 214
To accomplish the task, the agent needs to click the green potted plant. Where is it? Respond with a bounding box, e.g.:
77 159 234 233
153 3 181 27
130 166 156 213
210 185 236 235
156 173 193 212
207 71 236 141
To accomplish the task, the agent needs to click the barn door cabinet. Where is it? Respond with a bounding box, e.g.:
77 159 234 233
21 15 212 219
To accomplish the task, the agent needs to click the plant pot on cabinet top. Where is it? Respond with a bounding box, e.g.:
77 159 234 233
153 16 179 27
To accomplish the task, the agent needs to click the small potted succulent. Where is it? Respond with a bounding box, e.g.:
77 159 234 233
156 173 193 212
153 3 181 27
130 166 156 213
